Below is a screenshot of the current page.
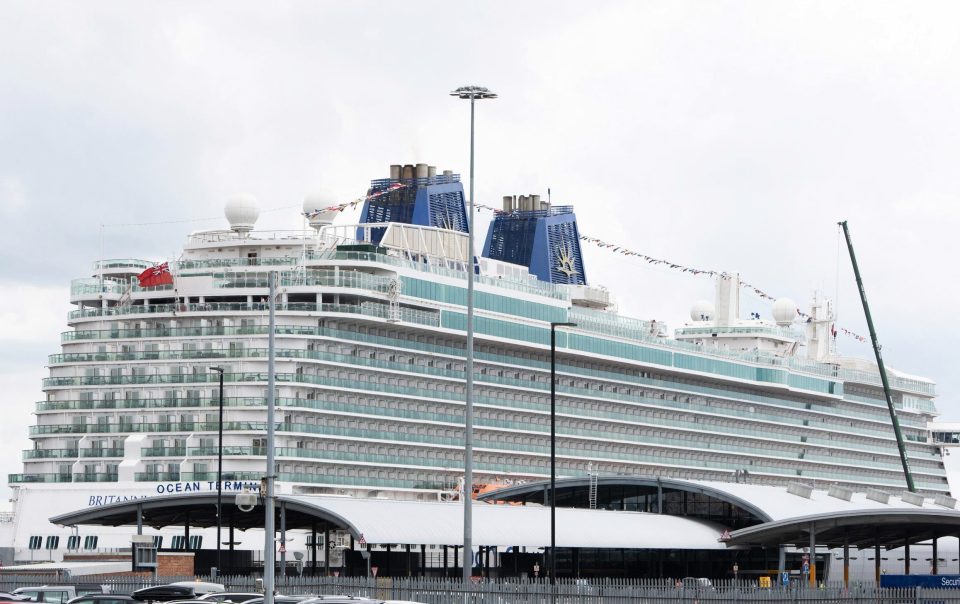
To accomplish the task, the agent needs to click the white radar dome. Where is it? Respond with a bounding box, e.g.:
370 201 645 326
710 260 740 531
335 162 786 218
224 194 260 233
302 190 340 229
690 300 715 322
772 298 797 326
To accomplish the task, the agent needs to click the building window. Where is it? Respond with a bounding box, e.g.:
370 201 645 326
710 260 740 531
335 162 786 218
152 536 163 549
45 536 60 550
28 535 42 550
84 535 98 550
67 535 80 550
189 535 202 550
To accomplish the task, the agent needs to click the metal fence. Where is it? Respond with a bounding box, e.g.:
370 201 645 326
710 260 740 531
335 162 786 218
4 574 960 604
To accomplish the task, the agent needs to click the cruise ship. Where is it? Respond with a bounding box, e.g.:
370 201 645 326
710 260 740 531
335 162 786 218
1 162 950 567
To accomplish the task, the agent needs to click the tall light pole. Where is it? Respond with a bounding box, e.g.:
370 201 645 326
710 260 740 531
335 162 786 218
208 366 225 578
450 85 496 581
550 321 576 585
264 271 277 604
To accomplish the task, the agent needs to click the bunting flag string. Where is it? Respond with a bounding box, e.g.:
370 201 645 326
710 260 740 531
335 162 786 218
307 198 870 343
304 184 408 219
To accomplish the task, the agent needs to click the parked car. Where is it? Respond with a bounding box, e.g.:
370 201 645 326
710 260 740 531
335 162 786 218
197 595 263 604
13 586 109 604
132 584 224 603
297 598 375 604
238 597 313 604
67 596 137 604
679 577 714 590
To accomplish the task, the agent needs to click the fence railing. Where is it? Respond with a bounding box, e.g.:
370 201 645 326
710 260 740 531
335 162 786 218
2 574 960 603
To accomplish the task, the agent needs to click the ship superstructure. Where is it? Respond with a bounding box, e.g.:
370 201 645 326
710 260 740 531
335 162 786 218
4 163 948 564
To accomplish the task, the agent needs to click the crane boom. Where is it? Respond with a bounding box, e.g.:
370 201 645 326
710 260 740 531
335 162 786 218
839 220 915 492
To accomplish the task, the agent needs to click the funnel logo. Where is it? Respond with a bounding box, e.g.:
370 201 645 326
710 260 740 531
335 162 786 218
555 245 579 278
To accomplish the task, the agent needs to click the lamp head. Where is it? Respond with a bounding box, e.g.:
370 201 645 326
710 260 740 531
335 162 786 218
450 85 498 100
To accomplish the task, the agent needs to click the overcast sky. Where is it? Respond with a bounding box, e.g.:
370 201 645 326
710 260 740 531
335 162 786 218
1 1 958 493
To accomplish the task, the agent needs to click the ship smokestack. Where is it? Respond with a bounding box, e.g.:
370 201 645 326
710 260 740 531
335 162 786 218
415 163 428 179
390 165 401 180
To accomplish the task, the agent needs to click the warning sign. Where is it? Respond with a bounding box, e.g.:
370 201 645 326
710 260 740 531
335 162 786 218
371 566 379 577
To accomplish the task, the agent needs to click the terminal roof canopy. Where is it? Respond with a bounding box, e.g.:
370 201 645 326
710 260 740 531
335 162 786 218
51 478 960 552
726 509 960 549
50 492 730 550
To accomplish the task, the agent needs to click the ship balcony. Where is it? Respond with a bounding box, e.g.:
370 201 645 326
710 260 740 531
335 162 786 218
22 448 78 459
79 447 125 458
141 446 187 457
70 278 127 302
135 471 180 481
35 397 257 412
179 471 264 482
8 473 74 483
187 446 260 456
30 420 266 436
72 472 119 483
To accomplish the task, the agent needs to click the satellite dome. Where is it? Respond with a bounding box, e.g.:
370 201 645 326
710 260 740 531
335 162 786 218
224 194 260 233
302 190 340 229
690 300 715 322
772 298 797 326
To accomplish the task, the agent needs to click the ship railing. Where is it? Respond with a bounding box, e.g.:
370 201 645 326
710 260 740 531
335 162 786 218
185 229 313 245
47 330 922 438
21 448 79 459
141 446 187 457
32 387 931 460
93 258 153 270
61 314 933 401
369 174 461 187
78 447 125 457
25 415 947 485
174 255 300 270
675 324 804 340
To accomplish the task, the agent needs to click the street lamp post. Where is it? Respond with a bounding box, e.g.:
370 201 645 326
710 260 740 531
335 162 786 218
208 366 225 577
550 321 576 585
450 84 497 582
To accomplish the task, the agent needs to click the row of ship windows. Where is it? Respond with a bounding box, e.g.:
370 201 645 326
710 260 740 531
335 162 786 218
40 429 942 486
60 319 931 428
79 328 927 432
49 369 925 444
40 385 930 461
63 316 846 406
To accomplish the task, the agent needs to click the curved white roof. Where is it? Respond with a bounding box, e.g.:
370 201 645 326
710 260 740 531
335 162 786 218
686 479 950 521
286 495 729 549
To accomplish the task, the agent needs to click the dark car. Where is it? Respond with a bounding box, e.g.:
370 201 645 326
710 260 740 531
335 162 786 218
197 595 263 604
297 598 378 604
67 596 137 604
133 584 224 604
238 597 315 604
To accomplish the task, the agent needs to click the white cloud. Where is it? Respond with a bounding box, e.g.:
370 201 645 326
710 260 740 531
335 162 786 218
0 284 70 342
0 176 27 214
